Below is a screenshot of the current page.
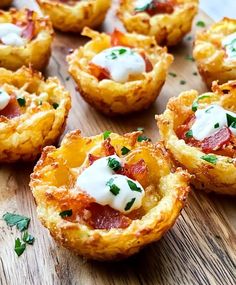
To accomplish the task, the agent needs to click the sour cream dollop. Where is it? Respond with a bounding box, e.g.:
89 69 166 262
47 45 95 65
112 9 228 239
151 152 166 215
135 0 152 10
0 23 25 46
222 32 236 61
191 104 236 141
0 88 11 111
91 46 146 83
76 155 145 213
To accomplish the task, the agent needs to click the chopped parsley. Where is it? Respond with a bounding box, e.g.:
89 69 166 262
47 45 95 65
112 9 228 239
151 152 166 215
196 20 206 27
106 48 128 60
185 55 195 62
185 129 193 138
2 212 30 232
186 35 193 41
127 180 142 192
22 231 35 245
14 238 26 257
201 154 218 165
137 127 144 131
169 72 177 77
137 135 151 142
134 1 152 12
121 146 130 155
52 103 59 109
107 157 121 171
192 95 211 112
59 209 72 218
226 113 236 128
65 76 70 81
17 97 26 107
103 130 111 140
106 178 120 196
125 198 136 211
205 106 214 113
193 72 198 76
214 123 220 129
180 80 186 85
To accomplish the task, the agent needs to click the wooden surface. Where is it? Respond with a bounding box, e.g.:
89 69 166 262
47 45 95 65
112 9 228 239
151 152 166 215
0 1 236 285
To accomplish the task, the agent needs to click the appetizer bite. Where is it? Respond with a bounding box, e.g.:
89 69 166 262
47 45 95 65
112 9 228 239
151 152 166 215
67 28 173 115
36 0 111 33
0 0 12 8
118 0 198 46
0 66 71 162
30 130 190 260
193 18 236 89
0 8 53 71
157 80 236 195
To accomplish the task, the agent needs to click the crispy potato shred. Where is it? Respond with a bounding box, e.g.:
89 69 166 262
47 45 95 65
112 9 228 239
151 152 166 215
193 17 236 88
36 0 111 32
0 0 12 8
30 130 190 260
0 66 71 162
0 8 53 71
118 0 198 46
67 28 173 115
157 80 236 195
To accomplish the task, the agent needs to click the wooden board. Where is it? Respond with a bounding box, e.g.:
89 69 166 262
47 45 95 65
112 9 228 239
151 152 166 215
0 1 235 285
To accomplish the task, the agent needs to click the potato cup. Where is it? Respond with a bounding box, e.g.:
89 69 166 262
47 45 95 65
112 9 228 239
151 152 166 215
67 28 173 116
0 8 53 71
0 0 12 8
193 18 236 89
157 80 236 195
118 0 198 46
36 0 111 33
30 130 190 260
0 66 71 162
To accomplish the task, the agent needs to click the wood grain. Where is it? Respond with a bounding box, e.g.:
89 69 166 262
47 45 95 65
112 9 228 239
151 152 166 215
0 1 235 285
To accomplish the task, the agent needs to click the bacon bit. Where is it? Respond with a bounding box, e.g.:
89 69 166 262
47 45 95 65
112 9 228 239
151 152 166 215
138 0 175 16
102 138 116 156
21 10 35 41
86 203 131 230
201 127 231 153
0 95 21 119
88 62 110 81
140 51 153 72
176 115 196 140
88 154 100 165
110 29 132 47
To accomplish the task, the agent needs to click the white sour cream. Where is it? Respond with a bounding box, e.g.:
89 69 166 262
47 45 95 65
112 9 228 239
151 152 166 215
0 88 10 111
76 155 145 213
191 104 236 141
91 46 146 83
0 23 25 46
222 32 236 61
135 0 152 10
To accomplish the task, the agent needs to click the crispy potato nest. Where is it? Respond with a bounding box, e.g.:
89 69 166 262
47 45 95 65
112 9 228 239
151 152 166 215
193 17 236 88
30 130 190 260
157 80 236 195
0 67 71 162
0 8 53 71
118 0 198 46
67 28 173 115
0 0 12 8
36 0 111 32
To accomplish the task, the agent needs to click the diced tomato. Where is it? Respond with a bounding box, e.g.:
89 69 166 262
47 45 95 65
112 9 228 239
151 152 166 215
110 29 131 47
88 62 110 81
137 0 175 16
102 138 116 156
140 51 153 72
201 127 231 153
0 95 21 119
88 154 100 165
86 203 131 230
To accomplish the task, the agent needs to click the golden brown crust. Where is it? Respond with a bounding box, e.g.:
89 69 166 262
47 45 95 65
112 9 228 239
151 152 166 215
0 66 71 162
157 80 236 195
67 28 173 115
118 0 198 46
193 17 236 89
36 0 111 32
0 0 12 8
30 130 190 260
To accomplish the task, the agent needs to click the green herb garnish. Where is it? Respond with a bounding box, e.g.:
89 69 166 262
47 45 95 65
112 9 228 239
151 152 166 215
2 213 30 232
125 198 136 211
196 20 206 27
127 180 142 192
14 238 26 257
52 103 59 109
107 157 121 171
103 130 111 140
214 123 220 129
201 154 218 165
118 48 127 55
185 129 193 138
185 55 195 62
180 80 186 85
137 127 144 131
59 209 72 218
65 76 70 81
226 113 236 128
17 97 26 107
192 95 211 112
106 178 120 196
137 135 151 142
22 231 35 245
186 35 193 41
121 146 130 155
169 72 177 77
193 72 198 76
134 1 152 12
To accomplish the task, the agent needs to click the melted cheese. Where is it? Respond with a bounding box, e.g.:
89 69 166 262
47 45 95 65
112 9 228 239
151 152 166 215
0 88 10 111
135 0 152 10
91 46 146 83
76 155 145 213
0 23 25 46
222 32 236 61
191 104 236 141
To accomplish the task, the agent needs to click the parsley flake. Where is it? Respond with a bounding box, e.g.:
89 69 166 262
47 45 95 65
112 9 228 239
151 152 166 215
201 154 218 165
137 127 144 131
59 209 72 218
137 135 151 142
185 55 195 62
226 113 236 128
192 95 211 112
106 178 120 196
22 231 35 245
214 123 220 129
127 180 142 192
2 212 30 232
125 198 136 211
185 129 193 138
17 97 26 107
14 238 26 257
169 72 177 77
52 103 59 109
121 146 130 155
196 20 206 27
180 80 186 85
107 157 122 171
103 130 111 140
193 72 198 76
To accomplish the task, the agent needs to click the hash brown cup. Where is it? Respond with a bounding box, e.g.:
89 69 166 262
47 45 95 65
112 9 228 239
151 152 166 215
0 0 12 8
